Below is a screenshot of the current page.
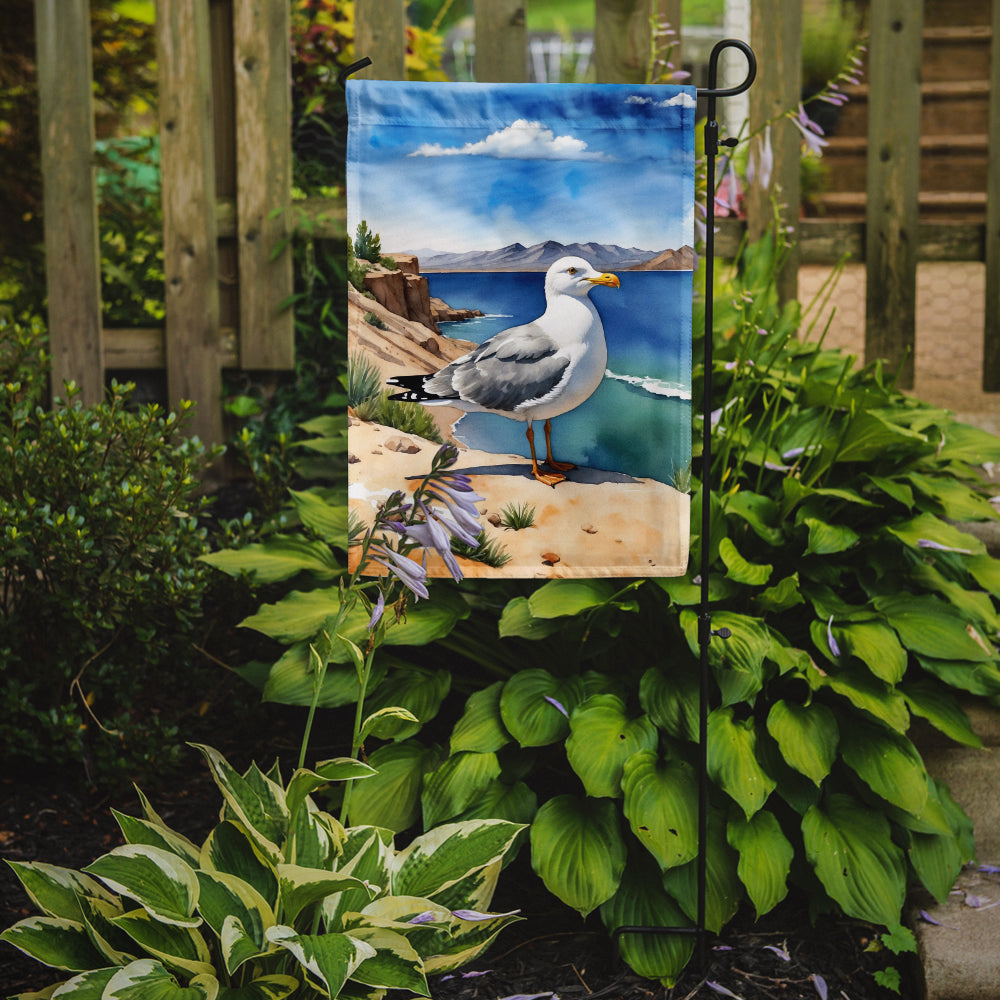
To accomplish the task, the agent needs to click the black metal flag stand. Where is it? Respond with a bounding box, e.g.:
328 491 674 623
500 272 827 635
340 38 758 975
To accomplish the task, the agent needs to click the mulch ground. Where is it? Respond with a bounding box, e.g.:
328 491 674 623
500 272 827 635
1 741 913 1000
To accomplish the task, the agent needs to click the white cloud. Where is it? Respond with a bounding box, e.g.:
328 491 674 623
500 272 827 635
626 92 696 109
409 120 616 161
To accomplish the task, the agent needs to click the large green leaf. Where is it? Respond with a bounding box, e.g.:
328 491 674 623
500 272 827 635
530 795 626 917
680 610 771 706
363 667 451 741
966 553 1000 597
599 853 694 987
195 871 273 974
200 536 340 584
260 643 386 709
803 517 859 556
707 708 775 818
112 812 201 868
639 664 699 743
347 740 441 832
809 661 910 732
916 655 1000 697
83 846 200 928
103 959 218 1000
660 811 741 934
727 811 793 917
276 865 373 925
33 966 117 998
834 410 927 463
288 489 349 545
199 822 278 910
499 670 584 747
765 700 838 786
450 682 511 754
453 779 538 827
901 680 982 748
877 593 995 662
421 751 502 828
835 621 907 684
392 820 524 901
4 862 117 923
839 718 929 816
906 472 998 522
285 759 375 823
497 597 564 640
0 916 107 972
265 926 374 997
885 512 985 557
565 695 658 798
718 537 772 586
724 490 784 545
621 752 699 871
216 975 299 1000
527 579 616 618
802 794 906 926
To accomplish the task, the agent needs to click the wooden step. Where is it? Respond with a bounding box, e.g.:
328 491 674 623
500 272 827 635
922 25 993 83
822 134 989 193
814 190 987 222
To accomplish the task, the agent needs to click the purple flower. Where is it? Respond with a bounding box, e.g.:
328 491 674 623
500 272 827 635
451 908 520 921
706 983 742 999
791 104 829 156
747 125 773 190
763 944 790 961
403 519 464 581
367 590 385 631
827 616 841 658
917 538 973 555
544 695 569 718
370 543 429 600
812 974 828 1000
407 911 438 925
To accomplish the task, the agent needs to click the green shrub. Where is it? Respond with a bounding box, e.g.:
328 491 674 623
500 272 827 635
0 318 219 783
353 220 382 263
1 743 524 997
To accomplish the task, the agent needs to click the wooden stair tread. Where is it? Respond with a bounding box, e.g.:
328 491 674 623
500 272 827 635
845 79 992 102
922 25 992 42
819 191 987 207
824 134 989 154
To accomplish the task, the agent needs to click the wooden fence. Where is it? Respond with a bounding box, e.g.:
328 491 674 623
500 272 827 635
33 0 1000 445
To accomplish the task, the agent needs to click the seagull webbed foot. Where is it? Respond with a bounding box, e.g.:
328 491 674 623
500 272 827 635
531 464 566 488
545 458 575 472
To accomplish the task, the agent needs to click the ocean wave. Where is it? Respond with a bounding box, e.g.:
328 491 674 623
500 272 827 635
605 369 691 401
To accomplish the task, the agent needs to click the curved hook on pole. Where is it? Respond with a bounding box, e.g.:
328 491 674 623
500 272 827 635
338 57 373 90
697 38 756 99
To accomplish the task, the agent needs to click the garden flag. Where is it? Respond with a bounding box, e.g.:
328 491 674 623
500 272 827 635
346 80 695 579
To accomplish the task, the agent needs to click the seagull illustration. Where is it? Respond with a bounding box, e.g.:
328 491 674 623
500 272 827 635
387 256 620 487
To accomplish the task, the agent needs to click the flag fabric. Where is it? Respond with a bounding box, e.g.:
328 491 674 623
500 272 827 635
346 80 695 579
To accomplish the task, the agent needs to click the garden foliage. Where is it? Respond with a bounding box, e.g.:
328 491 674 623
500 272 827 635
1 744 524 998
202 232 1000 985
0 318 218 781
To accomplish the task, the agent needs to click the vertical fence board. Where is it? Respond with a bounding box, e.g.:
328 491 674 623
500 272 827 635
233 0 294 369
474 0 526 82
983 0 1000 390
864 0 923 389
594 0 653 83
34 0 103 405
157 0 223 444
747 0 801 304
354 0 406 80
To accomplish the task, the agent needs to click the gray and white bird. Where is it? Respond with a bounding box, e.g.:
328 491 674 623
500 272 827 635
387 255 620 487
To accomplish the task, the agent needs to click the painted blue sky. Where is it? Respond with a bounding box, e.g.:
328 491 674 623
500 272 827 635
347 81 696 256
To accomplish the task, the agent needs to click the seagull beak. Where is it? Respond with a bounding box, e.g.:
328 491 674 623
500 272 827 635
588 272 620 288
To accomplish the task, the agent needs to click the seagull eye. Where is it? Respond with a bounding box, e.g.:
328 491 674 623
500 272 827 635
566 267 578 274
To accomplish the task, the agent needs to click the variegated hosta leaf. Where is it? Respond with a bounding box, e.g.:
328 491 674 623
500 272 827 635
190 745 287 863
727 810 793 917
265 926 375 998
200 822 278 910
421 751 501 829
621 751 699 871
102 958 218 999
599 854 694 987
112 810 202 868
110 908 214 979
765 700 838 786
450 681 511 754
322 829 393 931
214 974 300 999
46 966 118 997
285 760 376 823
565 695 658 799
288 802 344 870
77 894 136 966
499 669 585 747
529 795 626 917
195 871 274 974
802 793 906 926
706 707 776 819
422 907 522 975
391 820 524 901
83 846 200 928
276 864 375 925
4 861 118 922
0 916 107 971
661 811 742 934
345 926 429 995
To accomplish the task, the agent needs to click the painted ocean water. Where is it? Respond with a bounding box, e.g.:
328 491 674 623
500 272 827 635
425 270 693 485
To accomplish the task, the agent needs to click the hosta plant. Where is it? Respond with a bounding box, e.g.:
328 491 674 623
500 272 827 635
1 744 523 999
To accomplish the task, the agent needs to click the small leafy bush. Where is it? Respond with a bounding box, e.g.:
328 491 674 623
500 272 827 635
353 220 381 264
0 318 219 782
1 744 524 997
498 502 536 531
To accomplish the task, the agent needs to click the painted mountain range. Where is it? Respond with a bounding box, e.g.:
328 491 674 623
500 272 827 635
418 240 695 272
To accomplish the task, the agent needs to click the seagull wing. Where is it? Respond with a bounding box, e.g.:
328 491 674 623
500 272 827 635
425 322 570 412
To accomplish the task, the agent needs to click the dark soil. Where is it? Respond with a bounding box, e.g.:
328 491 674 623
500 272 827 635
1 749 914 999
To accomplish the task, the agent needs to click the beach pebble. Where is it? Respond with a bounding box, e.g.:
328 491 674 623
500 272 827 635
385 436 420 454
541 552 560 565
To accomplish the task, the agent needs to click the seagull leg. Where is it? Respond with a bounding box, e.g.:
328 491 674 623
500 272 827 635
526 422 565 487
543 419 575 472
